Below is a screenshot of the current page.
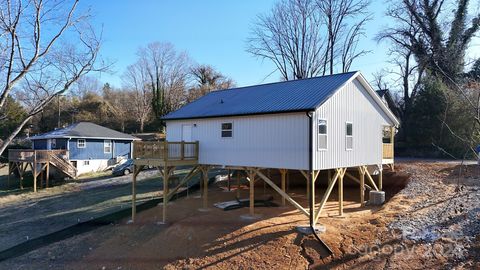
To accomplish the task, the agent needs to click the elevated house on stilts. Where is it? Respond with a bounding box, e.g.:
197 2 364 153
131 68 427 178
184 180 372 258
131 71 399 232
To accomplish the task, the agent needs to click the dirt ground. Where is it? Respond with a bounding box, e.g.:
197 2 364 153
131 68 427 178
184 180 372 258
1 161 479 269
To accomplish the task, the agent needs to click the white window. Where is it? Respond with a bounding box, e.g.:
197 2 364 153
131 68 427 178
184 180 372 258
83 160 90 166
104 140 112 153
77 139 86 148
51 139 56 148
221 122 233 138
346 122 353 150
318 119 327 150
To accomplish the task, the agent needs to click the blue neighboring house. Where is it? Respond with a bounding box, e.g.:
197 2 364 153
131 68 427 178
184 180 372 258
29 122 139 175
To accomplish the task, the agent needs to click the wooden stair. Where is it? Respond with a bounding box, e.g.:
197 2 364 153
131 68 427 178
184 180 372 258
48 153 77 179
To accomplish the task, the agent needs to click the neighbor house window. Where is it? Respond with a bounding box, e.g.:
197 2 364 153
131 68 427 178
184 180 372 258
221 122 233 138
51 139 56 148
318 119 327 150
83 160 90 166
346 122 353 150
104 140 112 153
77 139 86 148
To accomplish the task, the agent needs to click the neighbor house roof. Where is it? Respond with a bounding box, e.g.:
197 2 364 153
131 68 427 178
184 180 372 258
162 71 399 126
29 122 140 141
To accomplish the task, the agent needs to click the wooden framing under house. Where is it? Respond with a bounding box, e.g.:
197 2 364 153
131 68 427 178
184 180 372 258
7 149 77 192
130 140 392 227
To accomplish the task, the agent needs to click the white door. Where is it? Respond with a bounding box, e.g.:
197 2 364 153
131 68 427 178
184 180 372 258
181 125 193 158
182 125 193 142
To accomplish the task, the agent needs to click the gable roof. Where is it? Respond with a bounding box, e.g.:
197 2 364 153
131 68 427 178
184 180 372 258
30 122 139 141
163 71 399 126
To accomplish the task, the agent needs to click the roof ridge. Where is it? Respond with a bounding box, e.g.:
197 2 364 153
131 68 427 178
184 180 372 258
206 71 359 95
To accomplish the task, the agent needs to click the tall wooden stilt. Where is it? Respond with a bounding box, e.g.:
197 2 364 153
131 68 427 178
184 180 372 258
202 166 209 209
236 171 240 198
280 169 286 206
132 165 138 222
358 167 365 206
227 169 231 191
162 166 170 224
33 154 37 193
46 161 50 188
7 162 11 188
379 166 383 191
249 170 255 216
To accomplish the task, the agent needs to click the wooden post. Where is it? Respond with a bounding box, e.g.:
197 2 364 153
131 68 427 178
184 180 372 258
46 162 50 188
338 168 344 217
132 165 137 222
162 166 170 223
19 163 24 190
227 169 231 191
280 169 286 206
33 153 37 193
202 166 209 209
180 141 185 160
379 166 383 191
359 167 365 206
249 170 255 216
236 171 240 198
328 170 332 185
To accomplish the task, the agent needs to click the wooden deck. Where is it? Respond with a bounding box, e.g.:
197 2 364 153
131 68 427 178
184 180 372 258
132 141 199 167
8 149 77 192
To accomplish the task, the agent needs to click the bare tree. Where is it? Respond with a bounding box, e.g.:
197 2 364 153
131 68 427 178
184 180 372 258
247 0 326 80
122 62 152 132
187 64 235 102
247 0 371 80
137 42 189 119
0 0 105 155
317 0 371 74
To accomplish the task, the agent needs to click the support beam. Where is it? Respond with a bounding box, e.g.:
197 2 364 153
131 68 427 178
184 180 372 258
236 170 240 198
33 155 37 193
131 165 144 223
300 170 310 201
378 165 383 191
227 169 231 191
248 169 256 216
166 166 200 201
46 162 50 188
358 167 365 206
362 166 379 191
254 169 309 217
313 168 345 225
344 171 372 190
279 169 287 206
201 166 209 209
162 166 174 224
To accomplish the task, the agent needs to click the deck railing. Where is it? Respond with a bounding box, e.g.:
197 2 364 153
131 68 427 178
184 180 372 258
8 149 69 162
133 141 199 161
382 143 394 159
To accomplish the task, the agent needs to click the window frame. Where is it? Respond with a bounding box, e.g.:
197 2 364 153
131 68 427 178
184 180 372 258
317 118 328 150
221 122 233 138
51 139 56 148
345 122 353 150
104 140 112 154
77 139 86 149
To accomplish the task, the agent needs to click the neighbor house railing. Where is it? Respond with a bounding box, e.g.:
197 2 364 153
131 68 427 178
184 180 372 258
133 141 199 161
8 149 69 162
382 143 394 159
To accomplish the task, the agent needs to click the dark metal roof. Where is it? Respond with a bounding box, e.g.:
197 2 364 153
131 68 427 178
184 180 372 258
162 71 358 120
30 122 139 141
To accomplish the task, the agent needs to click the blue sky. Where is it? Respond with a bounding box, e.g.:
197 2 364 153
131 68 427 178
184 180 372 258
83 0 478 89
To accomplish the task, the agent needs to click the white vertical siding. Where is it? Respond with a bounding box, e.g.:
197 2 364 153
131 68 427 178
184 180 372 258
313 79 393 170
166 112 309 170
